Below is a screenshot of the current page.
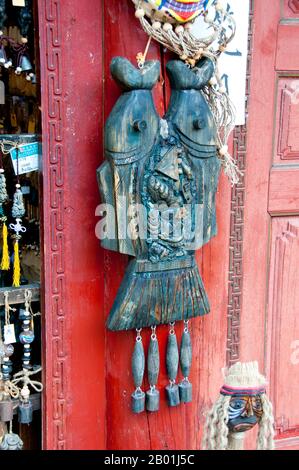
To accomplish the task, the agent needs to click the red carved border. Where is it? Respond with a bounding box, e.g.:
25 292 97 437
38 0 68 450
226 0 254 365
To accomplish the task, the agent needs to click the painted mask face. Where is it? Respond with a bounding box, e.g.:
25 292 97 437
228 395 263 433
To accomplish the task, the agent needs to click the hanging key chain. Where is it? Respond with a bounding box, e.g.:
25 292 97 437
0 293 19 426
12 289 43 424
10 146 26 287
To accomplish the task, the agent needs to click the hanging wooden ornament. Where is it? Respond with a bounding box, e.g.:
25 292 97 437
97 1 240 414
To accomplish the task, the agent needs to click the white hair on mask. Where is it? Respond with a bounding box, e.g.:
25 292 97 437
202 361 275 450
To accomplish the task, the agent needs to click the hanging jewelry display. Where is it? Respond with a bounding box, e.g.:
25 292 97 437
10 147 26 287
0 292 23 450
0 155 9 271
11 290 42 425
202 361 275 450
97 0 239 413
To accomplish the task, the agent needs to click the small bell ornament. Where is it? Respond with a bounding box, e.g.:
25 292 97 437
20 54 32 72
0 399 14 423
18 400 33 424
18 385 33 424
0 44 7 64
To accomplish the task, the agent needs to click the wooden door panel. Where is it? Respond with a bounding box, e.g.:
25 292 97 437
273 76 299 165
276 25 299 70
266 218 299 442
269 169 299 215
242 0 299 451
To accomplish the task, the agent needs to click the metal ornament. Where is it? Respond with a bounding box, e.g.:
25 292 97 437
131 329 145 413
165 323 180 407
179 321 192 403
146 326 160 412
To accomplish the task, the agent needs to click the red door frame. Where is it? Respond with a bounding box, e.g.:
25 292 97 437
37 0 254 450
38 0 106 449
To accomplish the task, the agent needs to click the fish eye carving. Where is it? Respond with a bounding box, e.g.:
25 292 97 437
193 118 205 130
133 120 147 132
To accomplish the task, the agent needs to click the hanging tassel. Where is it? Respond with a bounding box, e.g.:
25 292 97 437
13 239 21 287
1 222 10 270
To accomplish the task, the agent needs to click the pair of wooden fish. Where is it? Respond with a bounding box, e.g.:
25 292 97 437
98 56 220 331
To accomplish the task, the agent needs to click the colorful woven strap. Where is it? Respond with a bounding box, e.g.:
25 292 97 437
220 385 266 397
148 0 212 23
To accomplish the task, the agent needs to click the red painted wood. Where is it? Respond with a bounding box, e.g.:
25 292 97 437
39 0 106 449
276 25 299 71
241 0 280 368
269 169 299 215
241 0 299 450
267 218 299 441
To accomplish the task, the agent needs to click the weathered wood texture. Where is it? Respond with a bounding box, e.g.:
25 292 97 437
241 0 299 450
0 284 40 306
